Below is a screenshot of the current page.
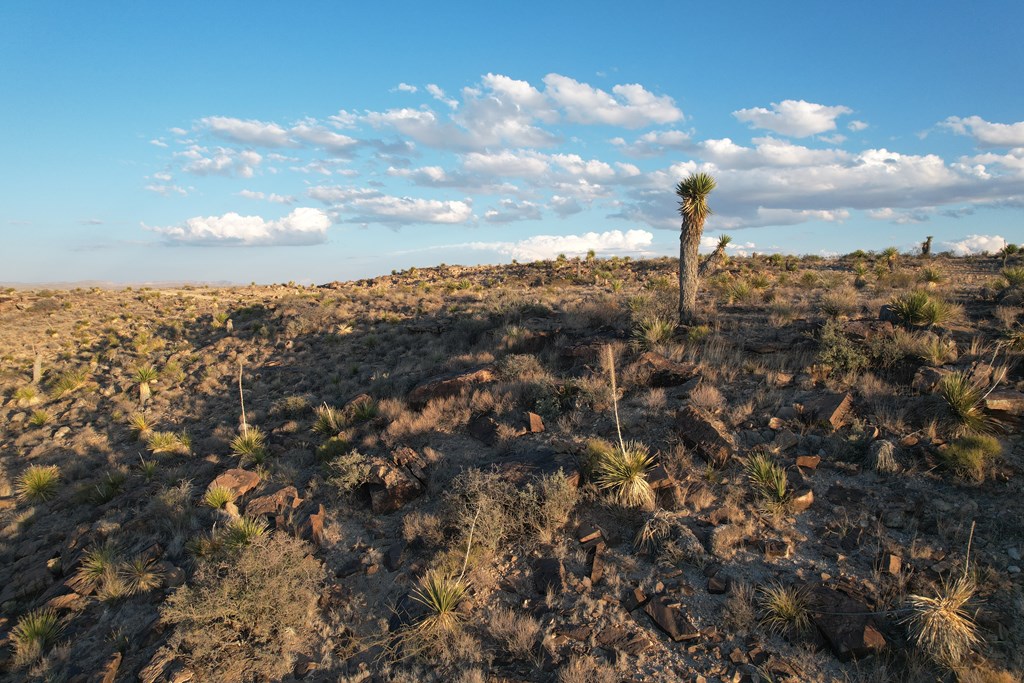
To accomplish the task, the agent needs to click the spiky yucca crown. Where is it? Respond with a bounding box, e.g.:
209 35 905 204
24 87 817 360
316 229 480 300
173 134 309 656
675 172 717 224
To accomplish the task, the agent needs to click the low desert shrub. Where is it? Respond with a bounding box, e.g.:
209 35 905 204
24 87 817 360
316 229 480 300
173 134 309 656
817 320 869 376
17 465 61 502
326 448 370 494
941 434 1002 481
162 533 326 682
28 409 52 427
633 315 675 349
51 368 88 397
312 403 345 436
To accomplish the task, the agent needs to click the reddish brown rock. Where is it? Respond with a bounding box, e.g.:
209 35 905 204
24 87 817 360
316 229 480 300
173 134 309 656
801 392 854 429
407 366 495 408
209 468 261 499
364 448 428 514
246 485 302 518
100 652 122 683
676 406 736 465
796 455 821 470
596 626 652 655
637 352 701 387
525 411 545 433
586 541 605 584
643 595 701 642
791 489 814 512
577 523 602 546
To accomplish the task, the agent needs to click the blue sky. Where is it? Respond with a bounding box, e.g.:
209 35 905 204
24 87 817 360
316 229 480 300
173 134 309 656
2 1 1022 284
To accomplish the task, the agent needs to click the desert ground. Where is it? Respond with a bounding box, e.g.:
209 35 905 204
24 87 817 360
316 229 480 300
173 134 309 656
1 251 1022 682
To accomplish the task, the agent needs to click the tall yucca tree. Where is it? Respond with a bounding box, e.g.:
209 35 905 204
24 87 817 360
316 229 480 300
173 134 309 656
676 172 717 325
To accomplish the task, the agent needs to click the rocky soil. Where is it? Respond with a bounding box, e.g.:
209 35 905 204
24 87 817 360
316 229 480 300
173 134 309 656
0 252 1022 682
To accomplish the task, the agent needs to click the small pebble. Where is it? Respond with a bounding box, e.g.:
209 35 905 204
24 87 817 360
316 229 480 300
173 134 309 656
1008 565 1021 575
1008 547 1021 561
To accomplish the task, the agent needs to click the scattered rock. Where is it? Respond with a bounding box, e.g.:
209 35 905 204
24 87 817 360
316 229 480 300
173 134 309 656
525 411 545 433
533 556 564 596
468 413 501 446
707 575 729 595
643 595 701 642
985 390 1024 416
791 489 814 512
308 504 326 546
586 541 605 584
386 542 406 572
795 455 820 470
246 485 302 518
800 392 854 429
208 468 261 499
100 652 122 683
676 406 737 465
773 429 799 451
637 352 701 387
577 523 602 546
363 448 428 514
596 625 652 655
810 587 886 661
407 366 495 408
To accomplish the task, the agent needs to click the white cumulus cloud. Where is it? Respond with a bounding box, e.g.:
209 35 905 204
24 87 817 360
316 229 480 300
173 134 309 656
733 100 853 137
149 207 331 246
942 234 1008 255
543 74 682 128
941 116 1024 147
201 116 292 147
467 229 654 261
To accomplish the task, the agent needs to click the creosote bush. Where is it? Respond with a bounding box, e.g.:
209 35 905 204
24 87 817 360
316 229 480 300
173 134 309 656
162 533 326 682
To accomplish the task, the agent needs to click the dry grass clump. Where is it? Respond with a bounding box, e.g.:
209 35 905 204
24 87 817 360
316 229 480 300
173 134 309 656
724 582 756 632
487 605 541 658
146 430 192 455
745 451 788 510
162 532 326 682
16 464 61 502
230 426 267 463
901 574 981 666
757 581 812 636
410 570 468 637
557 654 618 683
689 384 725 413
633 315 675 350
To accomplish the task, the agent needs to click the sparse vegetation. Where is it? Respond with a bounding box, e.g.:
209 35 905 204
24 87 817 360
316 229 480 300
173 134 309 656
16 464 61 502
902 574 981 666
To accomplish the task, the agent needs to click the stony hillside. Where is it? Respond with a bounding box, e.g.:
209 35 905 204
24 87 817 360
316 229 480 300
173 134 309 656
1 253 1022 682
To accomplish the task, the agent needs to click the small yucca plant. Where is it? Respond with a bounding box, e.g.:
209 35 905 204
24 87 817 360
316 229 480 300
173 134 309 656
410 570 468 636
51 368 88 397
937 372 994 436
633 316 675 349
1003 266 1024 288
121 554 164 594
28 409 52 427
138 456 158 481
13 385 40 406
757 581 812 636
76 542 119 593
313 403 345 436
133 364 158 402
230 426 267 463
593 440 657 508
11 608 64 667
17 465 61 502
128 411 152 440
350 397 378 422
223 515 269 550
889 290 961 328
203 484 237 510
745 453 788 504
146 430 191 455
902 574 981 665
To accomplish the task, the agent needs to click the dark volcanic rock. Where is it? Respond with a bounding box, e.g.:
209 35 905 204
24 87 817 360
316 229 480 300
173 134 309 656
811 587 886 661
643 594 700 642
407 366 495 408
676 406 736 465
637 352 701 387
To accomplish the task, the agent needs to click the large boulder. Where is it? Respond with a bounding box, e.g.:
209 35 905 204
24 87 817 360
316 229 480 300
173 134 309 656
810 587 886 661
208 468 261 499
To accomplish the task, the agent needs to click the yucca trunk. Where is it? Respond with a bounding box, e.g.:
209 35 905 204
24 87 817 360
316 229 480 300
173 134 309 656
679 220 701 325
